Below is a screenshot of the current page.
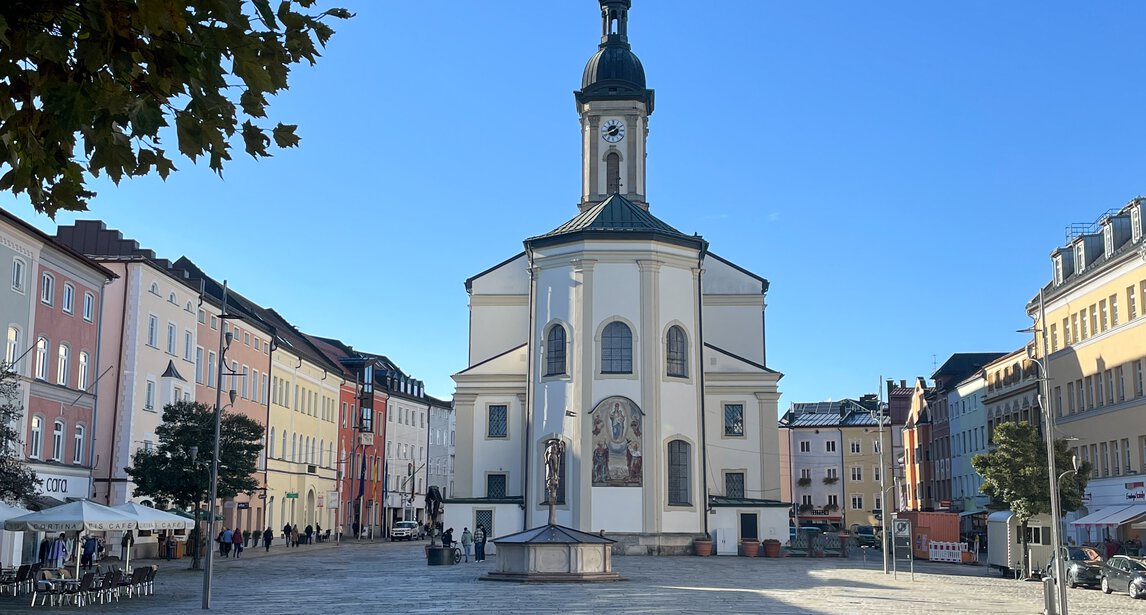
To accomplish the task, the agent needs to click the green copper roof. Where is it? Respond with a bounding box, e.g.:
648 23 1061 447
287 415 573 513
525 194 705 250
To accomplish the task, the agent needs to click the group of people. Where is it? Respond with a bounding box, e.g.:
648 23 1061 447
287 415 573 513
441 524 487 562
216 527 246 558
281 522 321 547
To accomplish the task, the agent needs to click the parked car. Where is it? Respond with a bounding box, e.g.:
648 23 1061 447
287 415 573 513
853 525 881 549
1045 546 1103 588
390 521 420 541
1101 555 1146 598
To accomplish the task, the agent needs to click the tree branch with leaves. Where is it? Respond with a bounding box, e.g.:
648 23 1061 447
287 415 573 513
0 365 40 504
0 0 352 216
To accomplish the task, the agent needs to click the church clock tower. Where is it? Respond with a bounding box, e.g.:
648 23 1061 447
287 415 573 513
575 0 655 212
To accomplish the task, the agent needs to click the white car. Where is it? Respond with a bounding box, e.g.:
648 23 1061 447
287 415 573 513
391 521 420 541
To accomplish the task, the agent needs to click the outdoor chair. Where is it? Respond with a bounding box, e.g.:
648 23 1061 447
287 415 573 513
30 569 58 606
60 572 96 607
1 564 28 596
119 567 147 598
102 570 122 603
91 570 115 604
143 565 157 595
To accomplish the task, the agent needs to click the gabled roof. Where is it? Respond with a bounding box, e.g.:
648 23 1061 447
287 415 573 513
525 193 705 250
931 352 1008 387
780 398 886 428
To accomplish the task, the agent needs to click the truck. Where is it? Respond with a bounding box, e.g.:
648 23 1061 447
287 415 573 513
986 511 1054 578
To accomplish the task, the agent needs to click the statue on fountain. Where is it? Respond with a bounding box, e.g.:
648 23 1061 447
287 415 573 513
425 485 443 547
543 438 565 526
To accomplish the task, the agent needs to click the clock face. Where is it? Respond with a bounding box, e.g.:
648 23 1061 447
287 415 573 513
601 119 625 143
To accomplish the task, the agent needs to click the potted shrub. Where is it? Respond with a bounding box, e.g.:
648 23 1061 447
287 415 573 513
693 533 713 556
762 538 782 558
798 503 815 515
796 477 812 488
740 539 761 557
242 530 251 547
822 476 839 485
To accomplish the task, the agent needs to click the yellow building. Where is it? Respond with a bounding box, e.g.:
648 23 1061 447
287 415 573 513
1031 197 1146 544
261 310 342 534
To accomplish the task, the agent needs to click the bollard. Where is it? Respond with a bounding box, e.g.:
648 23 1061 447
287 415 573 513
1042 577 1057 615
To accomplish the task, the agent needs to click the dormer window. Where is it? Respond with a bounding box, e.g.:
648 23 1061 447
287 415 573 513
1134 206 1142 243
1104 224 1114 256
1053 255 1064 286
1075 243 1086 273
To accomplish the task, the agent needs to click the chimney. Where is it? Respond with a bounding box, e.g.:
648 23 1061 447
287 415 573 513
901 379 906 388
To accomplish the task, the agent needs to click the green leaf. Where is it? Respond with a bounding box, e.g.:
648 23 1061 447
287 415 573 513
272 123 300 148
252 0 279 30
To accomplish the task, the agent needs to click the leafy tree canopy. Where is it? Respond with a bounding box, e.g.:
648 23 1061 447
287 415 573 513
0 0 352 216
126 400 264 510
0 366 40 503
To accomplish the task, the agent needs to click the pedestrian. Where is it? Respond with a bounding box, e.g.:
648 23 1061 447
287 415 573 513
120 530 133 564
474 524 486 562
232 527 243 558
38 537 50 566
352 521 359 539
460 527 473 562
337 524 343 541
50 532 68 568
221 528 233 557
442 527 454 548
316 523 322 543
263 527 274 552
163 534 175 560
292 524 300 548
305 524 313 545
282 522 292 541
81 534 98 570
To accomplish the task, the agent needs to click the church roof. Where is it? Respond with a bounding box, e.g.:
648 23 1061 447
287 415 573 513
525 193 705 250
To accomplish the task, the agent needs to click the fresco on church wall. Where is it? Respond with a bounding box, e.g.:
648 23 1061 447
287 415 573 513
590 396 643 487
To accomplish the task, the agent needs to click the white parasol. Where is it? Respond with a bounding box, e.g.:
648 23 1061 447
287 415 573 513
3 500 137 578
111 503 195 571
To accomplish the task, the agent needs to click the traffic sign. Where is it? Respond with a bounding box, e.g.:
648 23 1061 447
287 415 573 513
286 492 299 499
893 519 910 537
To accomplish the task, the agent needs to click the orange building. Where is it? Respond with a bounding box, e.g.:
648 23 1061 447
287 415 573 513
902 378 935 511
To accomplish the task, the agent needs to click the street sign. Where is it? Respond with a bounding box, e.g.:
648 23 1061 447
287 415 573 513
237 502 249 510
358 432 374 446
286 492 299 499
893 519 911 537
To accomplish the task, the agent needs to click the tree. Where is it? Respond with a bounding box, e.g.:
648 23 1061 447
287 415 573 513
0 0 352 216
126 400 264 510
972 421 1091 575
0 365 40 503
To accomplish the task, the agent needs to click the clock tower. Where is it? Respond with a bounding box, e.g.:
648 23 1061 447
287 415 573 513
575 0 654 212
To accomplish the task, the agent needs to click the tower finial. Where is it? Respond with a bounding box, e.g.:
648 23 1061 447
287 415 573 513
599 0 632 47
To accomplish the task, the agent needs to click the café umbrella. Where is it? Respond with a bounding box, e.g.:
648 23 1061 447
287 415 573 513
3 500 138 578
111 503 195 570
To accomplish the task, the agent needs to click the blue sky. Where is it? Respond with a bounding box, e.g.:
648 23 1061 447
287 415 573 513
5 1 1146 408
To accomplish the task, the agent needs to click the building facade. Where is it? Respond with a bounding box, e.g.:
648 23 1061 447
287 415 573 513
427 397 454 498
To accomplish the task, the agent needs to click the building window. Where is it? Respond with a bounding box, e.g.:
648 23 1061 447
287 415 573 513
73 424 84 464
801 494 812 506
851 494 864 510
850 466 862 481
82 292 94 322
29 416 43 459
545 325 566 376
873 464 881 482
145 380 156 410
1112 295 1120 326
487 405 508 438
243 332 250 346
166 323 176 354
147 315 158 347
799 441 810 453
183 330 193 361
77 351 89 390
194 347 204 384
724 472 745 499
34 337 48 380
5 326 19 366
207 351 217 388
12 258 26 293
167 292 177 304
486 474 507 499
51 420 64 462
40 272 54 304
666 325 688 377
62 283 74 314
474 510 493 538
723 404 744 436
667 440 691 506
241 366 249 399
601 321 632 374
826 440 837 453
605 151 620 194
850 439 861 454
826 467 838 480
828 494 839 508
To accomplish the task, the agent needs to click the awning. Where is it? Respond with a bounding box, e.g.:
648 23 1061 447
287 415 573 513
959 510 986 517
1070 504 1146 528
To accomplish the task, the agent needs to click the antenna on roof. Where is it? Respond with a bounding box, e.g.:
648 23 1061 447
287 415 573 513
931 354 937 372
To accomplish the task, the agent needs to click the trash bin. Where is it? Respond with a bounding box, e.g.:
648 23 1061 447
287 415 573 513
174 540 186 559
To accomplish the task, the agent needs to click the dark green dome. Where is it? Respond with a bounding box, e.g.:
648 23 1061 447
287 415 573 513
581 44 646 93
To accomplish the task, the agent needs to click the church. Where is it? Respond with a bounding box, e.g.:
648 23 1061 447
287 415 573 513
445 0 787 555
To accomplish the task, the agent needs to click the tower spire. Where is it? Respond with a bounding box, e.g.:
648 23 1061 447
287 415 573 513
599 0 631 47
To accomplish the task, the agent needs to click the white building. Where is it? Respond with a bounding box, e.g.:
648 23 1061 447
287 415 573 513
446 0 785 555
427 397 454 498
382 374 430 531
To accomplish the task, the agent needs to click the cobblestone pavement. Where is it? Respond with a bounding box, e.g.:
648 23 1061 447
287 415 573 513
4 541 1146 614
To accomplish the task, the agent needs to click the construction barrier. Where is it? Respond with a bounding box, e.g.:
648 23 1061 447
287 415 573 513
927 541 967 563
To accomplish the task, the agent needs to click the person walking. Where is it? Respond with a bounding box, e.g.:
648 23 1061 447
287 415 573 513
474 524 487 562
263 527 274 552
292 524 300 548
304 524 314 545
316 523 322 543
49 533 68 568
282 523 292 541
232 528 243 558
221 528 233 557
460 528 473 562
442 527 454 548
81 535 98 570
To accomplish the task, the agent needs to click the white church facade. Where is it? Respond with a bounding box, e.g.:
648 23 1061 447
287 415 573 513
445 0 787 555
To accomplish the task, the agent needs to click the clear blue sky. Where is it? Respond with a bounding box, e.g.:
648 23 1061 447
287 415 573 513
5 1 1146 408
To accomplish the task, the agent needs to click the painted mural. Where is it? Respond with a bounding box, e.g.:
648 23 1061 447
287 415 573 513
590 396 643 487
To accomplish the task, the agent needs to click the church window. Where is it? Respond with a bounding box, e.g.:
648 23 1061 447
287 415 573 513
605 152 620 194
667 440 691 506
666 326 687 377
486 473 507 499
723 404 744 437
545 325 567 376
487 405 508 438
474 510 493 536
601 321 632 374
724 472 745 499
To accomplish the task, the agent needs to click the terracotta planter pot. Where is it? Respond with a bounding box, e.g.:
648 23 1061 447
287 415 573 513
693 539 713 556
740 540 760 557
762 540 781 558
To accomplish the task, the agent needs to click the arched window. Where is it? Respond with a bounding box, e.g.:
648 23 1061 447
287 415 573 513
77 351 89 390
545 325 567 376
291 434 297 462
149 281 159 295
667 439 691 505
601 321 632 374
34 337 48 380
280 430 287 460
318 439 324 465
51 420 64 461
269 427 276 458
327 442 333 468
30 416 43 459
73 424 84 464
168 292 177 304
40 272 54 304
56 344 69 386
62 283 74 313
666 325 688 377
5 326 19 366
605 152 620 194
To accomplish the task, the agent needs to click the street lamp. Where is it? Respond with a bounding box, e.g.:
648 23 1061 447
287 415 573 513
203 281 242 610
189 446 200 570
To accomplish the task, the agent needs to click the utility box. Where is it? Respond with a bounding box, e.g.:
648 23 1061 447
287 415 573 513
714 528 736 556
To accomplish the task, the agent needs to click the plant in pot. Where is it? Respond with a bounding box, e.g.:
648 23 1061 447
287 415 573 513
242 530 251 547
762 538 782 557
797 503 815 515
693 532 713 556
796 477 812 488
823 503 839 514
740 538 761 557
822 476 839 485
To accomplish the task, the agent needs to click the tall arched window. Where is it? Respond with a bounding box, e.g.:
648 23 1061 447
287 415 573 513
56 344 69 386
666 326 688 377
291 434 297 462
667 439 691 505
318 439 324 465
73 424 84 464
5 326 19 366
52 420 64 461
601 321 632 374
30 416 43 459
77 351 89 390
605 152 620 194
545 325 567 376
280 430 287 460
269 427 276 458
34 337 48 380
40 272 54 304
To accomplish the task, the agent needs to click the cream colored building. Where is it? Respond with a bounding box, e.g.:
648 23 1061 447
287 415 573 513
1031 197 1146 542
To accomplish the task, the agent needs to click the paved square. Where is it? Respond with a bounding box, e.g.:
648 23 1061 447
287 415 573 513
4 542 1146 614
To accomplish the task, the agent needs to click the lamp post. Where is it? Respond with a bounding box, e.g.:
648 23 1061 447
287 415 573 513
189 446 200 570
873 401 889 575
203 281 242 610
